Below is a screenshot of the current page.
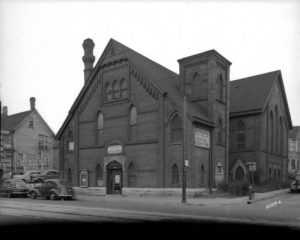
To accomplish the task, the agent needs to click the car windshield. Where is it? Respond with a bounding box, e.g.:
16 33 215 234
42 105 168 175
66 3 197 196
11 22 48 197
59 180 71 186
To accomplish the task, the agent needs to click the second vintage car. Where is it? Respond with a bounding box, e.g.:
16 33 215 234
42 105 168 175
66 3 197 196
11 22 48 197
0 178 29 198
28 179 75 200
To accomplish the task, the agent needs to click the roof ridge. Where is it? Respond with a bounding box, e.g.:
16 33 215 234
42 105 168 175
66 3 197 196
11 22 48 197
231 70 280 82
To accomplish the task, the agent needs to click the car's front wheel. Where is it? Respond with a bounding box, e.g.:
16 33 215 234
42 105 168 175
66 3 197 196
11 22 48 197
6 192 13 198
30 191 37 199
49 192 57 200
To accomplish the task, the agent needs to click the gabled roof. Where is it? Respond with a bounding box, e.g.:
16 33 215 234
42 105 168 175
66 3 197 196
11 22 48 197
1 110 55 136
230 70 279 114
289 126 300 139
1 111 31 131
230 70 293 129
55 39 213 139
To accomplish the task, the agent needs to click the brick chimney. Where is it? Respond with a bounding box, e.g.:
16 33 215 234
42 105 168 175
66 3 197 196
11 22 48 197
2 106 8 117
82 38 95 84
30 97 36 110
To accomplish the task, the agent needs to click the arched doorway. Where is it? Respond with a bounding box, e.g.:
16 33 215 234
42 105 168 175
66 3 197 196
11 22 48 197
235 166 245 181
106 161 123 194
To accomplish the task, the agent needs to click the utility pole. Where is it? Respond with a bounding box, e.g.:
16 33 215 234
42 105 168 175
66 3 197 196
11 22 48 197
182 95 187 203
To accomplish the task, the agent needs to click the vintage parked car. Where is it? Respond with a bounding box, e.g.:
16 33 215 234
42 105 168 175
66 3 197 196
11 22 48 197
32 170 60 182
0 178 29 198
290 171 300 193
13 171 42 183
28 179 75 200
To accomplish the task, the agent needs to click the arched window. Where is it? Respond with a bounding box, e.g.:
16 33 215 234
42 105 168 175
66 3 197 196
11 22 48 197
269 168 272 183
171 164 179 186
105 82 112 101
235 166 244 181
170 114 183 143
112 80 120 99
275 107 278 154
279 117 283 155
128 163 136 187
67 168 72 184
200 78 208 99
269 111 274 153
96 164 102 186
66 131 74 152
218 118 223 145
273 168 276 181
237 121 246 150
193 73 201 97
97 112 104 145
120 78 128 98
278 169 281 181
129 106 137 142
200 164 205 186
218 74 224 102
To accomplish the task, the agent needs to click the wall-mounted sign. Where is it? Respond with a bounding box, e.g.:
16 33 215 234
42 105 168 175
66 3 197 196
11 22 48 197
195 128 210 149
108 145 122 154
1 130 9 135
184 160 189 167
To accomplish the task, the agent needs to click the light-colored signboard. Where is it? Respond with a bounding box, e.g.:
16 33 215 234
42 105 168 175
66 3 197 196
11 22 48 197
195 128 210 149
108 145 122 154
1 130 9 135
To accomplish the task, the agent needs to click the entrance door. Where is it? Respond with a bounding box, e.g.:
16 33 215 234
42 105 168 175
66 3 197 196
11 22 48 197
106 161 123 194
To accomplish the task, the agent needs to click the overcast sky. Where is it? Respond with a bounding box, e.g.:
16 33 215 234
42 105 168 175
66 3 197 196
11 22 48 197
0 0 300 134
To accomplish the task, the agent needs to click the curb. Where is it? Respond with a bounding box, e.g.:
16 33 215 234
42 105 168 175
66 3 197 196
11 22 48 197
246 189 289 204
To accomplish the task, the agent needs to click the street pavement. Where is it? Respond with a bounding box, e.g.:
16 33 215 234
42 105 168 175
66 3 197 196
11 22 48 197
0 189 299 231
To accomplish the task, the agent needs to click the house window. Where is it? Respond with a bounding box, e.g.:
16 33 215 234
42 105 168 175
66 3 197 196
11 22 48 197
95 164 102 186
17 154 23 166
218 74 225 102
270 111 274 153
66 131 74 152
120 78 128 98
291 159 296 169
67 168 72 184
170 114 183 144
112 80 120 99
171 164 179 186
237 121 245 150
129 106 137 142
29 119 34 128
192 73 201 97
128 163 136 187
97 112 104 145
105 82 113 101
218 118 223 145
38 134 49 149
289 141 296 152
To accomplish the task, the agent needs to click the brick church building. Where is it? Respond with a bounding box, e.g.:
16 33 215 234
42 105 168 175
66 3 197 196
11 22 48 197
55 38 292 194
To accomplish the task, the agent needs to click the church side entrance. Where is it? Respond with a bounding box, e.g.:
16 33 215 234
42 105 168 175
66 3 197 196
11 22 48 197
106 161 123 194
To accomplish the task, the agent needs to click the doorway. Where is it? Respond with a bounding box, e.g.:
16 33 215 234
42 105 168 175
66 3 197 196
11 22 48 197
106 161 123 194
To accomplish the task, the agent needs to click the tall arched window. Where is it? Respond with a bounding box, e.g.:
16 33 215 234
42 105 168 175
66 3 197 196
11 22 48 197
120 78 128 98
275 106 279 154
171 164 179 186
235 166 244 181
218 74 224 102
200 78 208 99
66 131 74 152
273 168 276 182
279 117 283 155
95 164 102 186
97 112 104 145
67 168 72 184
105 82 112 101
237 121 246 150
128 163 136 187
112 80 120 99
218 118 223 145
193 73 201 97
170 114 183 144
269 168 272 183
278 169 281 182
270 111 274 153
200 164 205 186
129 106 137 142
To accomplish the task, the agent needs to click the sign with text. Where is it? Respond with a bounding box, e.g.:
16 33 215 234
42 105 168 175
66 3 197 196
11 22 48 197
108 145 122 154
195 129 210 149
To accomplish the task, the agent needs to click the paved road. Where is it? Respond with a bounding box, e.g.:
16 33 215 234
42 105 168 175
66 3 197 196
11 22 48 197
0 193 299 231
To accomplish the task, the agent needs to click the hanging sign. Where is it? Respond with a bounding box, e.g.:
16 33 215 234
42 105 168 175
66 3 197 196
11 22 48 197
195 128 210 149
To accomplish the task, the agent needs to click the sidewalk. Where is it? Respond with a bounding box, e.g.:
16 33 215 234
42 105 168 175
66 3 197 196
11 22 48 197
75 188 290 206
